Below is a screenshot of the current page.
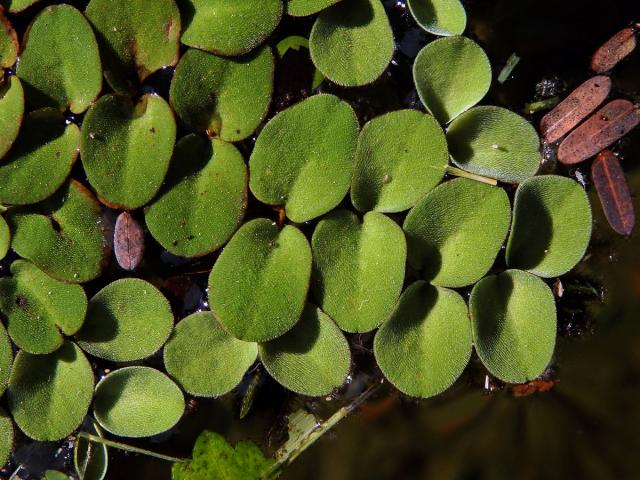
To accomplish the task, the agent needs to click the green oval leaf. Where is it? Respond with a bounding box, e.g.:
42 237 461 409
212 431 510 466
310 0 393 87
413 36 491 124
8 180 107 283
249 94 358 222
164 311 258 397
1 0 41 13
7 341 94 441
374 281 471 398
0 214 9 260
447 106 541 183
93 366 185 438
145 135 247 257
0 108 79 205
351 109 448 212
209 218 312 342
81 94 177 209
16 4 101 113
74 419 108 480
506 175 592 277
0 260 87 354
170 47 274 142
287 0 342 16
311 210 406 333
403 178 511 287
0 407 13 467
76 278 174 362
407 0 466 36
0 76 24 159
0 322 12 395
178 0 283 56
85 0 181 93
259 304 351 397
470 269 556 383
0 9 18 68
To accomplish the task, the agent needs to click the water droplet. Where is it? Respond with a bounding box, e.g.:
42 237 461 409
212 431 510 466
491 144 500 149
73 273 78 279
382 174 392 184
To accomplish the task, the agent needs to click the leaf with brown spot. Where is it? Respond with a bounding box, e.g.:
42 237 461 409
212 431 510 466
114 211 145 271
591 150 635 236
591 27 637 73
540 76 611 144
557 99 640 164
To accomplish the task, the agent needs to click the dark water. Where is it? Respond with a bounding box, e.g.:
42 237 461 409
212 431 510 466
2 0 640 479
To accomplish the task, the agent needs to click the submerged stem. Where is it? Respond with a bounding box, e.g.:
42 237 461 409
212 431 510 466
76 433 187 463
445 166 498 186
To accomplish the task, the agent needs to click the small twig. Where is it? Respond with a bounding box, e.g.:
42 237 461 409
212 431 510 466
445 166 498 186
76 433 187 463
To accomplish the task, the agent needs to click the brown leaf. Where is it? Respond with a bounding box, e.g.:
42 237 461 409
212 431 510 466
512 379 556 398
591 150 635 236
591 27 637 73
114 211 145 270
540 76 611 144
557 99 640 164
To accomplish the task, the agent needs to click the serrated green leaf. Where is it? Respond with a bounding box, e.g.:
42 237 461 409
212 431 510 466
403 178 511 287
413 36 491 124
209 218 312 342
0 9 18 68
74 419 108 480
170 47 273 142
93 366 184 438
259 304 351 397
506 175 592 277
178 0 283 56
0 214 9 260
0 76 23 160
16 5 101 113
0 260 87 354
287 0 343 16
172 431 278 480
164 311 258 397
0 108 79 206
351 109 448 212
80 94 176 209
309 0 393 86
145 135 247 257
447 106 541 183
75 278 174 362
0 407 13 467
374 281 472 398
0 322 12 395
311 210 405 333
407 0 466 36
7 341 94 441
85 0 181 94
470 269 556 383
8 180 107 283
249 94 358 222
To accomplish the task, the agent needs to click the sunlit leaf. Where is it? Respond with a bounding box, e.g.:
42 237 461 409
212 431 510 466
309 0 393 86
506 175 592 277
413 36 491 124
0 76 23 160
249 94 358 222
0 8 18 67
287 0 343 16
407 0 466 36
374 281 472 398
0 408 12 467
311 210 405 333
403 178 511 287
0 214 9 260
0 321 11 395
93 366 184 438
259 304 351 397
470 269 556 383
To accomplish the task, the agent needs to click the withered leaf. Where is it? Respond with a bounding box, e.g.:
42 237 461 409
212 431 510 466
591 150 635 236
540 76 611 144
591 27 637 73
557 99 640 164
114 211 145 270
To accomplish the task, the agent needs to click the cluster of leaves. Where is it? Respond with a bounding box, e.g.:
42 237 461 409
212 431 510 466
0 0 596 476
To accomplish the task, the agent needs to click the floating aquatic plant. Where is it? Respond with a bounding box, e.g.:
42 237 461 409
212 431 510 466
0 0 626 477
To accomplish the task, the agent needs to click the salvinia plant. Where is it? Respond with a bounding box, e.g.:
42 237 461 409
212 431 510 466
0 0 612 477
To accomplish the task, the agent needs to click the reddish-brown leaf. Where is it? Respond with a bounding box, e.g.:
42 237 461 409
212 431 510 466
591 150 635 236
591 27 637 73
557 99 640 164
114 211 145 270
512 379 556 398
540 76 611 144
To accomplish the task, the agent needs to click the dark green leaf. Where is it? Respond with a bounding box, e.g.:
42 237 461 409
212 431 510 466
0 214 9 260
0 9 18 67
287 0 342 16
0 76 24 159
0 321 11 395
74 419 108 480
0 408 13 467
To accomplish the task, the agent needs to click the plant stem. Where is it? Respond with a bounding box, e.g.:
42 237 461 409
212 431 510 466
76 433 187 463
445 166 498 186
